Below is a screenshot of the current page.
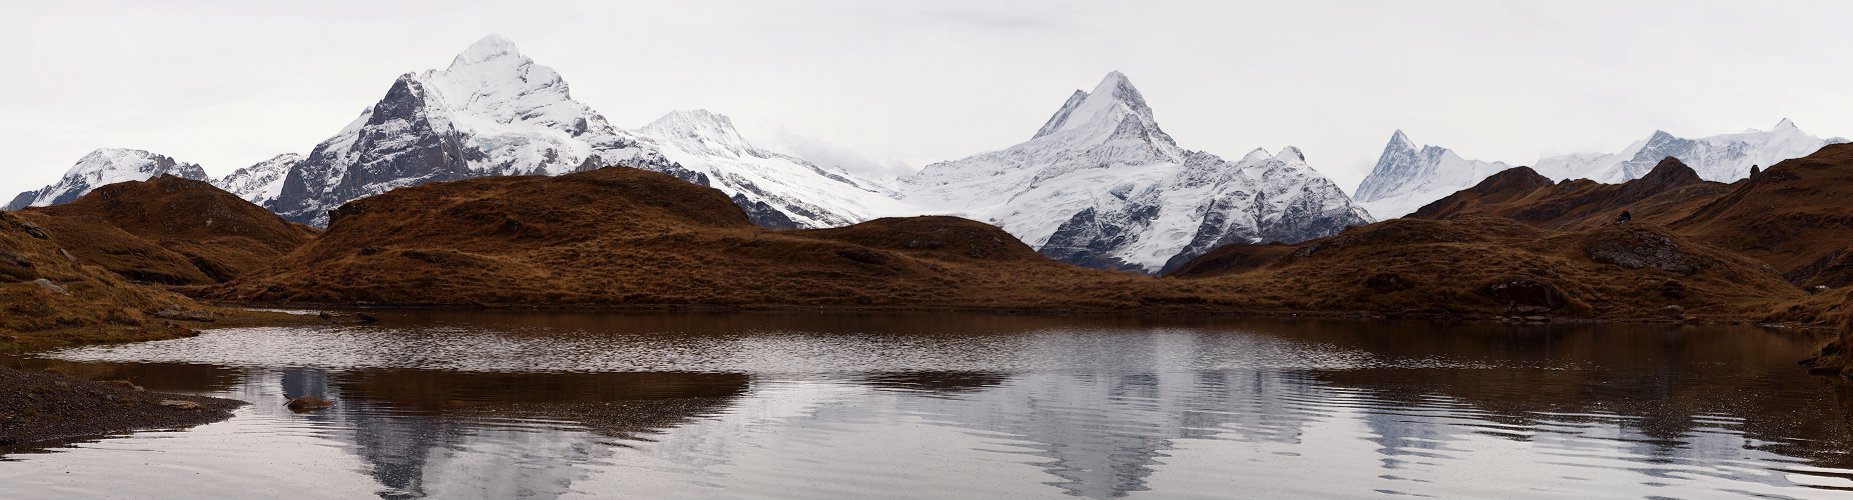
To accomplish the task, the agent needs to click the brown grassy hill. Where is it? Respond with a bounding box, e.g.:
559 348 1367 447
0 211 229 348
17 175 317 285
1167 216 1805 321
210 167 1151 310
1411 157 1730 230
1672 143 1853 288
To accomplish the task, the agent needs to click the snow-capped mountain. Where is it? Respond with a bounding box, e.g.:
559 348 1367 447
636 109 909 228
268 35 692 226
212 153 303 207
1531 119 1846 183
900 72 1371 273
7 148 209 210
264 35 898 229
1353 131 1515 218
1355 119 1847 219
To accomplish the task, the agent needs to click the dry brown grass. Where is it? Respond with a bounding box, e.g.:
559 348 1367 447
18 175 317 285
1168 216 1805 321
208 167 1155 311
0 210 244 349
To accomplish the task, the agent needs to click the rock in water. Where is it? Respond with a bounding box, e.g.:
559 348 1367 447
285 396 333 412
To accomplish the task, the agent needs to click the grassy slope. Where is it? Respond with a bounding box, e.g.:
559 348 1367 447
18 175 317 286
209 167 1154 311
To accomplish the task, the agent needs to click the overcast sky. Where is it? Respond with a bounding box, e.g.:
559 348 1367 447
5 0 1851 198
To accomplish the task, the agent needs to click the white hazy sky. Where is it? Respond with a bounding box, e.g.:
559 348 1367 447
4 0 1852 199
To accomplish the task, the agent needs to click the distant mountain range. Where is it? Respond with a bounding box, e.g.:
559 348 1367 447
1355 120 1847 218
899 72 1368 273
9 35 1846 273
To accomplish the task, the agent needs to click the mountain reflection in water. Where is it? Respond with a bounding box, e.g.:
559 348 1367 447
2 312 1850 499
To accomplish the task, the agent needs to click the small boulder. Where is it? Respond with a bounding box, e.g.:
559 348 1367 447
31 278 68 295
158 400 205 410
0 249 31 267
154 306 216 322
18 221 48 239
285 395 333 412
1363 273 1412 293
1478 277 1566 311
1659 305 1685 319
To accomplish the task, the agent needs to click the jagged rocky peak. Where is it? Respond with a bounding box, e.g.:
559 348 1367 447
267 34 688 226
1352 130 1516 219
8 148 209 210
212 153 304 206
1027 71 1179 155
1775 117 1798 130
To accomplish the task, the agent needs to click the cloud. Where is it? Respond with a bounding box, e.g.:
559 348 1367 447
745 126 918 180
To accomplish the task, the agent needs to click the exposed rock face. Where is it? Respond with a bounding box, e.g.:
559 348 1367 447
268 35 695 227
212 153 303 207
1584 226 1702 276
8 149 209 210
900 72 1371 273
1355 130 1516 218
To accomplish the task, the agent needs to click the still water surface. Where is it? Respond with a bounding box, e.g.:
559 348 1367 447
3 312 1851 499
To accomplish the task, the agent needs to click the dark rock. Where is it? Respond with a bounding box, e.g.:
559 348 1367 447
1477 277 1566 311
1363 273 1412 293
1585 227 1700 276
0 249 30 268
354 313 380 323
835 248 890 266
358 245 382 256
18 220 48 239
1660 279 1688 299
285 395 333 412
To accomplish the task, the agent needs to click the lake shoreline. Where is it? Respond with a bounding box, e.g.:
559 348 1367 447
0 366 243 452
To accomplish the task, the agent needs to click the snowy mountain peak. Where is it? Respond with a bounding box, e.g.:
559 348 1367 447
211 153 303 206
1026 71 1175 154
449 34 523 69
900 73 1369 273
1353 130 1514 218
1775 118 1798 130
1389 130 1416 151
1275 146 1306 163
8 148 210 210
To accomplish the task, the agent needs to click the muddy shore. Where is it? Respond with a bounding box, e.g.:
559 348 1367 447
0 366 243 451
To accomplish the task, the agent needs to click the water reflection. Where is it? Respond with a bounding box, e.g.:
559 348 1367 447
2 313 1850 498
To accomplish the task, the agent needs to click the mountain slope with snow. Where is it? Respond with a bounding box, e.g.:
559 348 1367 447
1355 120 1847 219
267 35 688 226
211 153 303 207
899 72 1371 273
7 149 209 210
1531 119 1846 183
636 109 910 228
1353 131 1515 219
259 35 899 229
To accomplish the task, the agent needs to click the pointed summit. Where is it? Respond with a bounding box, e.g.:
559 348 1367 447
1775 118 1798 130
450 34 523 68
1275 146 1306 163
1024 71 1176 157
1389 130 1416 151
